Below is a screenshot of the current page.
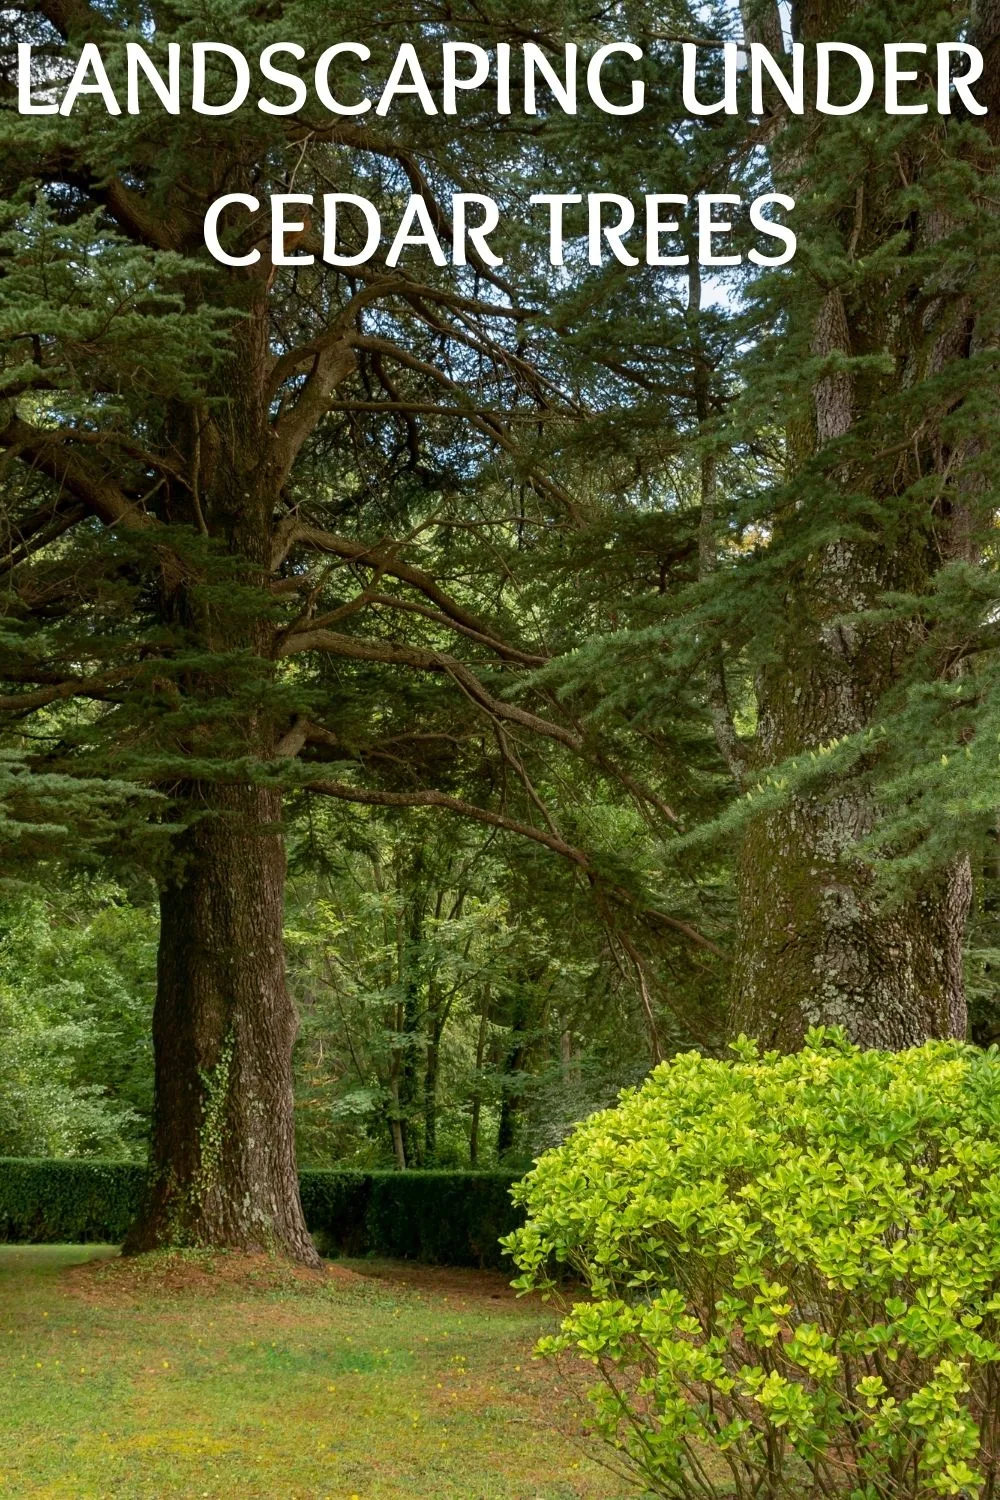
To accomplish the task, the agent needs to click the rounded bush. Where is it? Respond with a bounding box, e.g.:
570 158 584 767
505 1030 1000 1500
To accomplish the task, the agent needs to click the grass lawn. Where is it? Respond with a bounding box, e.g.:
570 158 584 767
0 1245 634 1500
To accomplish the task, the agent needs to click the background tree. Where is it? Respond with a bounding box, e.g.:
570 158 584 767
539 0 1000 1048
0 878 153 1157
286 808 654 1170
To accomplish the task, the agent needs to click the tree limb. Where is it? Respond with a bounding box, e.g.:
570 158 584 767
270 519 540 658
0 416 157 531
276 627 581 751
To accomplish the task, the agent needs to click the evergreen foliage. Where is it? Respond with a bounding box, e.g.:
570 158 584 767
2 0 1000 1252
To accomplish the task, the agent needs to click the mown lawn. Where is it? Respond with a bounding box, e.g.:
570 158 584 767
0 1245 633 1500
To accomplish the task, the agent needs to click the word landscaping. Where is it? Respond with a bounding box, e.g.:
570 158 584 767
206 191 797 271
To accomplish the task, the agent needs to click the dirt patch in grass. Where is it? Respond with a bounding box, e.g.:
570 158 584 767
352 1258 526 1309
63 1248 365 1305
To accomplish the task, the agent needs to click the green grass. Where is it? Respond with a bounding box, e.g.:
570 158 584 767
0 1245 634 1500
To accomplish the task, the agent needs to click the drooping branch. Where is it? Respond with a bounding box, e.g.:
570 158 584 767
0 498 89 577
341 262 530 324
303 779 726 960
351 336 581 518
270 519 541 659
305 777 590 867
594 751 682 828
16 0 187 250
361 593 549 666
0 666 139 712
0 416 157 532
276 627 581 751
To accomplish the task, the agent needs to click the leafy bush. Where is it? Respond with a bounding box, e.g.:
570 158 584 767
298 1170 371 1258
0 1160 522 1267
358 1170 522 1266
506 1031 1000 1500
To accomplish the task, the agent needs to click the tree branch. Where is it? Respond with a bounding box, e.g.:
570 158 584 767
304 779 726 959
276 627 581 751
305 777 589 866
0 666 138 712
271 519 541 660
271 343 358 478
0 416 156 531
359 593 549 667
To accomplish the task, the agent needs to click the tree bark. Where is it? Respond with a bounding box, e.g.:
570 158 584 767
397 926 425 1170
424 1015 441 1166
468 986 490 1167
731 503 972 1050
123 782 319 1264
729 404 975 1049
731 801 971 1050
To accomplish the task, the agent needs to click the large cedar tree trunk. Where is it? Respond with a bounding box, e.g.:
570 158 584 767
729 322 974 1052
731 717 972 1050
729 0 982 1049
125 299 319 1263
124 783 318 1263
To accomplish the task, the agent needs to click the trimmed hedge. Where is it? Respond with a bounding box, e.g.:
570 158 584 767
0 1159 523 1268
0 1158 146 1245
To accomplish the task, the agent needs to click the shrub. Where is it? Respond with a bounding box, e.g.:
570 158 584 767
0 1158 146 1242
359 1170 523 1267
298 1169 372 1258
505 1030 1000 1500
0 1160 522 1267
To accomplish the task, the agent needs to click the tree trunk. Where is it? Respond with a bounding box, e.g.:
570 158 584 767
397 976 424 1168
731 800 971 1050
424 1026 441 1166
497 1011 529 1162
469 987 490 1166
731 508 972 1049
124 782 319 1265
729 459 974 1050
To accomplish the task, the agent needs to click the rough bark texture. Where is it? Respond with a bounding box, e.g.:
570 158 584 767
731 505 973 1048
731 810 971 1050
124 783 318 1265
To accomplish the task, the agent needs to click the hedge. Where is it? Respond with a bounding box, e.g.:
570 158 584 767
0 1159 524 1268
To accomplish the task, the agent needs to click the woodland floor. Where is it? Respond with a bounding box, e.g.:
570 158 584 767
0 1244 635 1500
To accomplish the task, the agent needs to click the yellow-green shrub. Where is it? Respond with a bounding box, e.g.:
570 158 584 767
505 1030 1000 1500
